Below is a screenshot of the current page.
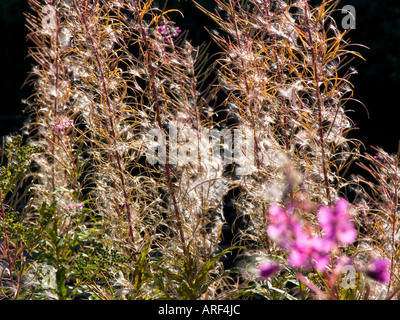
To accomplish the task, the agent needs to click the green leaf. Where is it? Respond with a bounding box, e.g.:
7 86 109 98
340 288 357 300
192 246 242 294
56 267 67 299
133 239 151 292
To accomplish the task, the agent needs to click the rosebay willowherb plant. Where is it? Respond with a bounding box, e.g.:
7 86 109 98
196 0 363 244
9 0 396 300
354 146 400 299
23 0 235 299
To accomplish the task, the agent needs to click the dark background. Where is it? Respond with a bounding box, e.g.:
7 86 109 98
1 0 399 154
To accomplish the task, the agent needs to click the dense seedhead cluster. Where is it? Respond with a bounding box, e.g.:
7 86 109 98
198 0 362 254
0 0 399 300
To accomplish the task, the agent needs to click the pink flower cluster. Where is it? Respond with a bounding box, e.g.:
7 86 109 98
53 118 74 132
157 23 181 41
317 198 357 249
67 203 84 211
259 199 392 286
267 198 357 272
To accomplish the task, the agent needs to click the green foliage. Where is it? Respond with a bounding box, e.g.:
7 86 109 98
0 135 42 197
0 135 42 299
151 247 240 300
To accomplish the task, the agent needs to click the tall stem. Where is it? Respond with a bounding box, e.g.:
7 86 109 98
388 141 400 296
230 0 270 251
264 0 290 151
50 3 61 199
73 0 136 254
131 0 186 250
304 3 331 204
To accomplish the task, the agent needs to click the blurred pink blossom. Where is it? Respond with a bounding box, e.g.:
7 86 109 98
267 198 357 272
317 198 357 248
259 262 280 280
267 205 330 271
367 259 391 284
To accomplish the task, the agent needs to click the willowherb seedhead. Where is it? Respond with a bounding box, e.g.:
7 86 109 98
17 0 398 300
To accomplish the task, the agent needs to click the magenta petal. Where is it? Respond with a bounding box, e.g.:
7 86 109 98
318 206 333 227
293 231 309 248
289 250 307 268
312 236 333 253
313 254 330 272
267 224 285 239
337 224 357 244
269 205 287 223
259 262 280 280
367 259 391 284
335 198 349 217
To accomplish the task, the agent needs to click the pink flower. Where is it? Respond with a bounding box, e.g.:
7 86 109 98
267 205 291 240
259 262 280 280
172 27 181 37
269 204 289 224
288 230 330 272
157 24 181 41
267 205 303 247
157 25 168 35
366 259 391 284
317 198 357 247
67 203 84 211
266 200 358 274
267 205 330 272
54 118 74 132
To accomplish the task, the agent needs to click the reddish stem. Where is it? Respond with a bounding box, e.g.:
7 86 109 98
131 0 186 250
303 3 331 204
73 0 136 254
